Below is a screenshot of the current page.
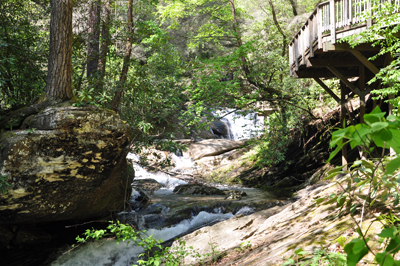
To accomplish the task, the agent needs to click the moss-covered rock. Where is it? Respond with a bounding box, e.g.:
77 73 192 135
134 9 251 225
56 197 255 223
0 106 132 224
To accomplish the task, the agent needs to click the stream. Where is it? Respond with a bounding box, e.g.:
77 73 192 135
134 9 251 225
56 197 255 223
51 155 285 266
51 110 282 266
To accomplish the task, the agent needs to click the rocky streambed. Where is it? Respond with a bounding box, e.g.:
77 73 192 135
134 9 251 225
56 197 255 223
50 146 291 266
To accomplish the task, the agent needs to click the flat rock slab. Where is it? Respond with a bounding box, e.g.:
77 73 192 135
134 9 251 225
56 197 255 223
184 139 245 160
173 182 382 265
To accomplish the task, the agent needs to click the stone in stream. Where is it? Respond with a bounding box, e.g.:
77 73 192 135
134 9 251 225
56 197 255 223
183 139 245 160
173 184 225 195
224 190 247 200
0 106 132 248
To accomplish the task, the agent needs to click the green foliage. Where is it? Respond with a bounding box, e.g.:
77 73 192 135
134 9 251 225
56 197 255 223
0 0 48 110
74 221 216 266
315 107 400 265
0 175 11 195
235 240 252 252
283 247 346 266
343 0 400 111
328 106 400 175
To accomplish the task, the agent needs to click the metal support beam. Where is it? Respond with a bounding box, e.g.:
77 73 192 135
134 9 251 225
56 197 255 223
313 77 341 103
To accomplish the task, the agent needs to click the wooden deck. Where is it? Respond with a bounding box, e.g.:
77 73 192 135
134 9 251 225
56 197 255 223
289 0 400 166
289 0 399 79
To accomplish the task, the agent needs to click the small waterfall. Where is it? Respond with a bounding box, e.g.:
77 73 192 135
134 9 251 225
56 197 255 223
213 109 264 140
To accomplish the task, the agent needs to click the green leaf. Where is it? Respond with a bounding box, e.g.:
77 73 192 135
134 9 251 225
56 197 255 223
371 122 389 132
378 227 397 238
385 156 400 175
344 238 369 266
386 236 400 254
336 236 346 247
376 252 395 266
386 129 400 153
337 195 347 207
326 143 345 163
282 259 295 265
314 197 326 204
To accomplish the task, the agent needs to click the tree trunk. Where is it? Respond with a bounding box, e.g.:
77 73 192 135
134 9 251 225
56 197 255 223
268 0 287 57
288 0 298 16
110 0 133 113
97 0 112 88
87 0 101 78
46 0 73 101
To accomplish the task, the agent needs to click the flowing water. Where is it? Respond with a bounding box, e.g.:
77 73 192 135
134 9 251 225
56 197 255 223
214 109 264 140
51 151 282 266
51 111 277 266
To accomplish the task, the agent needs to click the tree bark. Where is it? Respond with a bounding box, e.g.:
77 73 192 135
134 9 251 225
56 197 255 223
87 0 101 78
97 0 112 88
288 0 298 16
110 0 134 113
267 0 287 57
46 0 73 101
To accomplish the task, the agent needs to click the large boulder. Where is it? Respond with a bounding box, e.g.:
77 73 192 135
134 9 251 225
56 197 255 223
183 139 245 160
0 106 132 224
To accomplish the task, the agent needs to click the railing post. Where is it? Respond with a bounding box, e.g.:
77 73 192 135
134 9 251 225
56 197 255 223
349 0 353 24
367 0 372 28
309 18 314 57
330 0 336 43
318 5 322 49
293 38 299 71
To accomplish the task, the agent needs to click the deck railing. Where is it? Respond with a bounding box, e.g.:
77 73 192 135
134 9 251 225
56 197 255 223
289 0 400 74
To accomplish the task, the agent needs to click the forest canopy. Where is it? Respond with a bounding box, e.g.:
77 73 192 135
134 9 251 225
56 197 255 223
0 0 344 163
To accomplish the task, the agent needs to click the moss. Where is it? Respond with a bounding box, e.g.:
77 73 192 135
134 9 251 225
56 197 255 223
36 93 48 103
0 131 17 141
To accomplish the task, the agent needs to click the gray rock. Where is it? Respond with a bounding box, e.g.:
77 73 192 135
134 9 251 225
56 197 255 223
183 139 245 160
173 184 225 195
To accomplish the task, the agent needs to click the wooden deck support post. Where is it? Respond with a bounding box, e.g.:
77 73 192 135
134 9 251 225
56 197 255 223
313 77 341 103
359 65 366 124
341 82 348 169
389 94 396 155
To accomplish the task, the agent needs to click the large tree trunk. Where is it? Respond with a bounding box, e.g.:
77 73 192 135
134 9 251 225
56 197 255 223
110 0 133 113
87 0 101 78
46 0 73 101
97 0 112 89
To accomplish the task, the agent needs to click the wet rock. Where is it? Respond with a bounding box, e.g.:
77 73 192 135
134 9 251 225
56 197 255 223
210 120 230 139
132 178 162 193
184 139 245 160
173 184 225 195
130 189 150 210
0 106 132 224
224 190 247 200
